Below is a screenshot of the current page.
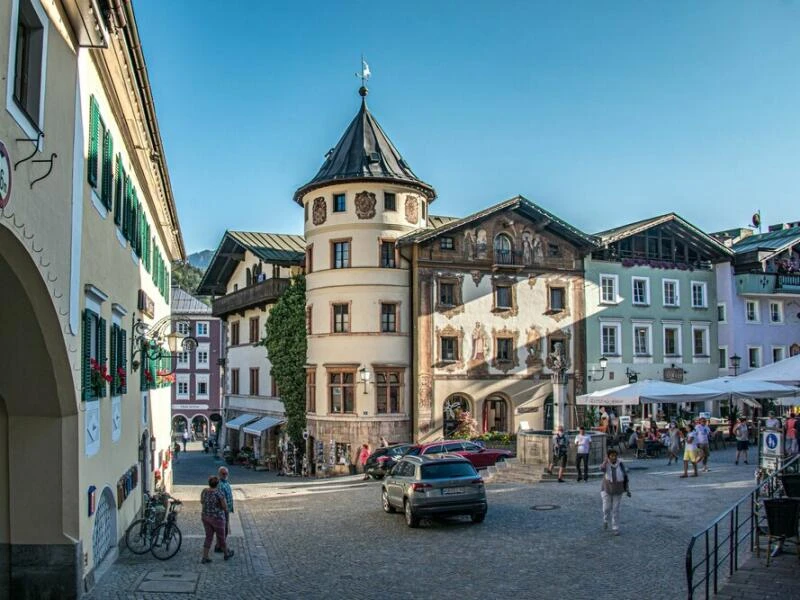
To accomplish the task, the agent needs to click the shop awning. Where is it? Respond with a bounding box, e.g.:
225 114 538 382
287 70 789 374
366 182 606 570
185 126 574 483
242 416 286 436
224 413 259 431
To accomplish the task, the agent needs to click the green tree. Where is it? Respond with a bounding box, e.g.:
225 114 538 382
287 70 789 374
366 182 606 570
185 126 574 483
171 261 210 305
263 275 307 446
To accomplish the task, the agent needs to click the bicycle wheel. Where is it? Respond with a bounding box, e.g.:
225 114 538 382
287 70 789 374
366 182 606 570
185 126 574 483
150 522 182 560
125 519 153 554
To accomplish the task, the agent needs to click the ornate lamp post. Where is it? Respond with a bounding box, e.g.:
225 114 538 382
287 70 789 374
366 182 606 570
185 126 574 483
729 354 742 376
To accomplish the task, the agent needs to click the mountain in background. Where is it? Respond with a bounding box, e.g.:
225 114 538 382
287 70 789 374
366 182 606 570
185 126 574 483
187 249 214 271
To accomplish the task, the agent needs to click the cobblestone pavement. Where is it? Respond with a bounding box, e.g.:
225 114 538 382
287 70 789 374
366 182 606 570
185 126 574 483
88 446 776 599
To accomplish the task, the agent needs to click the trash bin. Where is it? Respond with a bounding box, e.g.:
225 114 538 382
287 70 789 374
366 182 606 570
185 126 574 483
764 498 800 538
780 475 800 498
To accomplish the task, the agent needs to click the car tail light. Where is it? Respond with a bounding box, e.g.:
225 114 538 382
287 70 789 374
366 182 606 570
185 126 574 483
470 478 484 486
377 456 391 463
411 482 432 492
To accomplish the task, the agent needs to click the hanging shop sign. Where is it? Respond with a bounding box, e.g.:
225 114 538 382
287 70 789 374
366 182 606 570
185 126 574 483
0 141 12 209
138 290 155 319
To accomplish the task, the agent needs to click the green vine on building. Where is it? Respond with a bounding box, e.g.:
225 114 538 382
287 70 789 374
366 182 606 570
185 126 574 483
262 274 307 447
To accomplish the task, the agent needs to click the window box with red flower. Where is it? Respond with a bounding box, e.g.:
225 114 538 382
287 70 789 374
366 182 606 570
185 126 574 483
89 358 112 397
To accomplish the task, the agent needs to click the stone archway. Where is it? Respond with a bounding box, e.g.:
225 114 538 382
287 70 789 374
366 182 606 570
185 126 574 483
191 414 209 439
0 228 78 597
172 415 188 434
91 487 117 570
483 394 510 433
443 394 472 439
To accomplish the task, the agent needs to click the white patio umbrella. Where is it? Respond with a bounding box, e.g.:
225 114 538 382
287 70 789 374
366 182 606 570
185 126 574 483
576 379 730 406
693 376 799 409
735 354 800 385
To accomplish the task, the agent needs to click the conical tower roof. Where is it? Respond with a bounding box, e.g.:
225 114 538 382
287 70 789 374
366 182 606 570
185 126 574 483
294 92 436 204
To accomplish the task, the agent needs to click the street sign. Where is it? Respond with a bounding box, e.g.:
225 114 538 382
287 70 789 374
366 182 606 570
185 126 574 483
762 431 783 457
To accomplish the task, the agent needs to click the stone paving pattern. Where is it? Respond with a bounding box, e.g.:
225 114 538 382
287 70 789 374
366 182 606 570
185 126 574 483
86 443 791 599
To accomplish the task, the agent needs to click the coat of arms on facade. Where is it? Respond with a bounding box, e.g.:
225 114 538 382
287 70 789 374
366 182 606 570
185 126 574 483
312 197 327 225
354 191 376 219
405 195 419 224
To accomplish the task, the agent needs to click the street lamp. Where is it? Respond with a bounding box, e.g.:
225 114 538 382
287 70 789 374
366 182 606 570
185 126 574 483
131 316 198 375
359 367 371 394
588 356 609 381
729 354 742 376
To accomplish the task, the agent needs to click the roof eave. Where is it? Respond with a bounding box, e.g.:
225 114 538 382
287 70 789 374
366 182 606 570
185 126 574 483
293 175 436 205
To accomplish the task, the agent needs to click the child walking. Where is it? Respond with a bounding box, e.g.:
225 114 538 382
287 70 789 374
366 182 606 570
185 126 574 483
680 432 700 478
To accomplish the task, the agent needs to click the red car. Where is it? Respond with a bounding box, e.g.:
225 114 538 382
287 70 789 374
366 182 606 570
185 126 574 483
405 440 513 469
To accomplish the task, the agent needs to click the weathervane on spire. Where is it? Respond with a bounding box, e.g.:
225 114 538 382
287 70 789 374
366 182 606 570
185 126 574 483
355 55 371 97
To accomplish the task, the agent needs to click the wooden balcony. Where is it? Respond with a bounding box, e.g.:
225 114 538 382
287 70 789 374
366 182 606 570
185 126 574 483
491 249 525 271
735 273 800 296
212 278 291 317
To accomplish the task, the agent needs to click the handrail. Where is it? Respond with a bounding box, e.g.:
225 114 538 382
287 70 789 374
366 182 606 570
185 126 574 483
685 454 800 599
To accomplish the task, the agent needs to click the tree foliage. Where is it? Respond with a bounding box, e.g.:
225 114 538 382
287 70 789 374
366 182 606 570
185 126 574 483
263 275 307 446
171 261 209 304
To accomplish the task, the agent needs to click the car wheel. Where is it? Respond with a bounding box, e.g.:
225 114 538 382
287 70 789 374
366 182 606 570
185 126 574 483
381 489 395 513
404 499 419 528
471 511 486 524
495 456 506 464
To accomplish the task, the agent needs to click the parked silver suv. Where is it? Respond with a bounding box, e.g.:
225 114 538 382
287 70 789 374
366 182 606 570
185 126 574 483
381 454 487 528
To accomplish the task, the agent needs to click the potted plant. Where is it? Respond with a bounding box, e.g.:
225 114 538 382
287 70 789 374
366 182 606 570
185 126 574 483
89 358 112 396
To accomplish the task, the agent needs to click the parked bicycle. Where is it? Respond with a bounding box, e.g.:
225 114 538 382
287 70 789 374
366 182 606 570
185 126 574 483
150 496 182 560
124 491 168 554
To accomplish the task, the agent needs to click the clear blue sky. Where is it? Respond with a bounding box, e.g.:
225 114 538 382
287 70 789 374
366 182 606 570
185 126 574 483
134 1 800 255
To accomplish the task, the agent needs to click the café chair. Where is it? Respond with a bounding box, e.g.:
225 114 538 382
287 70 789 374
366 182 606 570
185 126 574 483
758 498 800 566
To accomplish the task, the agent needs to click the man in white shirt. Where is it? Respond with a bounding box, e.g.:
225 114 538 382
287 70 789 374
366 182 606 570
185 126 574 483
765 411 781 430
574 427 592 482
693 418 712 473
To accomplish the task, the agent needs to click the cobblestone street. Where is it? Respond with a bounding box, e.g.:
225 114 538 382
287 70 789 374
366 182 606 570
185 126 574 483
84 444 768 599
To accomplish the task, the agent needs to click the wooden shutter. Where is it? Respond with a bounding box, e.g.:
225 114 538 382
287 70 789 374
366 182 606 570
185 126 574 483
109 325 117 395
120 329 128 394
81 310 93 401
88 96 99 187
113 157 123 225
122 178 131 239
101 129 113 209
98 317 107 398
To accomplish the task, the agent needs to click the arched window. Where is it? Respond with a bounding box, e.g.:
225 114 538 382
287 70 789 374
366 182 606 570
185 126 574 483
443 395 471 438
494 234 513 265
483 396 509 432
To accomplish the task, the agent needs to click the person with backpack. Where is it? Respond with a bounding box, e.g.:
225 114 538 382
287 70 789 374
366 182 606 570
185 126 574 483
547 425 568 483
599 448 630 536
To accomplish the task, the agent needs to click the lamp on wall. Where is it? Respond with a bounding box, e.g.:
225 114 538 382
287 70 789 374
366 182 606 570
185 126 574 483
149 435 156 454
131 316 198 376
588 356 609 381
729 354 742 376
138 439 145 463
359 367 371 394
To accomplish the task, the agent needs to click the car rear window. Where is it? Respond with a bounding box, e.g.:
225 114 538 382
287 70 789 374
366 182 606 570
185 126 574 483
421 462 477 479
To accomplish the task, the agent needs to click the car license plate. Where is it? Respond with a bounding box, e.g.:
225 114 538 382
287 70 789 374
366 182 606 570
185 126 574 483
442 487 465 495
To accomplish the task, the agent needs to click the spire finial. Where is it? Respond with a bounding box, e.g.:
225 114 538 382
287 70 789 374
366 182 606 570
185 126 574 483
355 55 371 99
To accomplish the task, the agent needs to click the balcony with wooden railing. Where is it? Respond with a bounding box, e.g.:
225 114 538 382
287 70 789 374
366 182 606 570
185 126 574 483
735 273 800 296
212 278 291 317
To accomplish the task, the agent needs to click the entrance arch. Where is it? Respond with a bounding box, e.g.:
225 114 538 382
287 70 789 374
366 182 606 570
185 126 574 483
443 394 472 438
191 414 209 439
91 487 117 569
0 227 78 596
483 395 510 433
172 415 188 434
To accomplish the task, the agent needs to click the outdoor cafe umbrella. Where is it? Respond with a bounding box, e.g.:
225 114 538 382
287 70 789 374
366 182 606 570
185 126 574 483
576 379 730 406
693 376 799 407
735 354 800 385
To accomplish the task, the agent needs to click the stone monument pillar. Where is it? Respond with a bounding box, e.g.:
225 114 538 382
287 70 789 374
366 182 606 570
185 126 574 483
547 342 570 431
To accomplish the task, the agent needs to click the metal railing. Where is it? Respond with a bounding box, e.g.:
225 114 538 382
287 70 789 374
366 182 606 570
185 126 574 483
685 454 800 599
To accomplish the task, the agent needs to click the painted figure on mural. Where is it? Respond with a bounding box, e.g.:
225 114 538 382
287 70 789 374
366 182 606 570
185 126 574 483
475 229 488 260
522 230 533 265
532 234 544 263
471 322 486 361
464 230 476 261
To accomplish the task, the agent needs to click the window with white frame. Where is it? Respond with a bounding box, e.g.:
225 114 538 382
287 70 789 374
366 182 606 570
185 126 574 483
718 347 728 371
662 279 679 307
7 0 49 137
177 321 191 335
717 303 727 323
745 300 760 323
196 321 209 337
772 347 785 363
692 326 709 357
196 374 209 399
601 322 621 356
663 324 682 357
691 281 707 308
196 344 209 367
176 375 190 399
599 274 618 304
633 323 652 357
632 277 650 305
177 351 189 367
769 302 783 324
748 346 761 369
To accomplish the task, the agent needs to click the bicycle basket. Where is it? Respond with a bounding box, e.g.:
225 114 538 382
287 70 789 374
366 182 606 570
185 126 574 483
170 501 182 514
153 504 167 524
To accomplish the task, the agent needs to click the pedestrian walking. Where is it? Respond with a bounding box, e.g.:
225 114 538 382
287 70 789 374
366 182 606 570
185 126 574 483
785 413 798 456
680 432 700 478
200 476 234 564
599 448 630 536
734 417 750 465
359 443 371 480
379 436 389 448
693 418 711 472
215 467 234 553
574 426 591 482
666 422 681 465
547 425 568 482
182 429 190 452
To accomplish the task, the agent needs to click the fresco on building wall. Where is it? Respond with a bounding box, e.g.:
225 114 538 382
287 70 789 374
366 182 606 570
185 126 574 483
312 197 326 225
404 194 418 224
526 325 544 373
354 191 376 219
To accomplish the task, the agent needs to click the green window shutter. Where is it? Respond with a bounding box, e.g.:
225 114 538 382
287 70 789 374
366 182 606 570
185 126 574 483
113 157 123 225
101 129 113 210
97 317 107 398
109 325 117 396
140 344 148 392
122 178 131 239
120 329 128 394
81 310 93 401
131 197 138 250
88 96 99 187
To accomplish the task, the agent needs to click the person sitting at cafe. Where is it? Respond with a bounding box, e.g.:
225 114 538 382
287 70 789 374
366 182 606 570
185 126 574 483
627 428 640 450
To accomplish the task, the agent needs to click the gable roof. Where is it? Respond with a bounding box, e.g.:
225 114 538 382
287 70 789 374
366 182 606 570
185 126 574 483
397 195 598 249
595 213 732 260
730 226 800 257
427 214 459 229
197 231 305 296
171 287 211 315
293 94 436 204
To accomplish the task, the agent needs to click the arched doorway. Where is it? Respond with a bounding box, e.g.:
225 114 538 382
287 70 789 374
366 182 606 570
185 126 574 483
209 413 222 440
443 394 472 438
172 415 188 434
191 415 209 440
91 487 117 570
0 228 78 596
544 394 554 431
483 395 509 433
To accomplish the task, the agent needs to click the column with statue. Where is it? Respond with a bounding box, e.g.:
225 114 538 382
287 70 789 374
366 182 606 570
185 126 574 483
546 342 570 431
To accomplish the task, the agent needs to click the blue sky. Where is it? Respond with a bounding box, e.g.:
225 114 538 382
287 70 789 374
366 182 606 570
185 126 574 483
134 1 800 255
